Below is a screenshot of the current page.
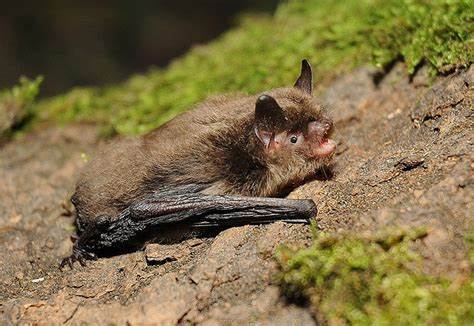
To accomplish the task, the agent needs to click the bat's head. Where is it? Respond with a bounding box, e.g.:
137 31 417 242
253 60 336 183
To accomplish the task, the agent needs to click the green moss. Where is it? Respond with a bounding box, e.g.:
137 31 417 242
368 0 473 74
276 227 473 325
29 0 472 135
465 232 474 265
0 76 43 139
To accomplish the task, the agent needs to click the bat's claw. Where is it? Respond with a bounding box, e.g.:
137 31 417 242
59 245 97 270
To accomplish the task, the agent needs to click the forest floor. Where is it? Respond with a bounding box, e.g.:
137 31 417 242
1 64 472 325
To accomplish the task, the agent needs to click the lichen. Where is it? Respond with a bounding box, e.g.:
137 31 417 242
21 0 471 135
276 227 474 325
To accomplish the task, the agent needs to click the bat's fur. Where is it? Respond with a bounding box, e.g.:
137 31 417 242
62 60 335 267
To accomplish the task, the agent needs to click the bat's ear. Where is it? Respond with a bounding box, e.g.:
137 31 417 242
294 59 312 95
254 95 285 147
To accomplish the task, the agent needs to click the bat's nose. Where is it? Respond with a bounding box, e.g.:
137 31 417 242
308 121 332 137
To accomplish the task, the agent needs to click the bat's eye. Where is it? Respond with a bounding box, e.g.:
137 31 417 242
290 136 298 144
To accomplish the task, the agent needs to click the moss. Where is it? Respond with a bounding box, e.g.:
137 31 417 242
368 0 473 74
0 76 43 139
465 232 474 265
276 227 474 325
26 0 473 135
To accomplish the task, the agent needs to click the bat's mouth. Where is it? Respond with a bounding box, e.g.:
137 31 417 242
313 138 336 157
305 119 336 158
305 137 336 158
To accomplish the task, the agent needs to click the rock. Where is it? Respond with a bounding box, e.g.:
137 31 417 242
0 66 472 324
145 243 191 264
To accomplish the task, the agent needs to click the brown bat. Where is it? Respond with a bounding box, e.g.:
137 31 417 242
61 59 336 268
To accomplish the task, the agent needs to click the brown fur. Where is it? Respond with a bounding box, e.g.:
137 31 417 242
72 63 334 230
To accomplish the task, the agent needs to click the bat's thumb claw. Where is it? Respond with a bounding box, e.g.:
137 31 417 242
300 199 317 217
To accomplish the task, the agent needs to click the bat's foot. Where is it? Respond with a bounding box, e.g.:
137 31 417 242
59 245 98 270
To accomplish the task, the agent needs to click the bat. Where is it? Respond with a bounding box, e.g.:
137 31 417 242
61 59 336 268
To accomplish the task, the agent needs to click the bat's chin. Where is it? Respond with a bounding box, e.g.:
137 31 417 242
309 138 336 158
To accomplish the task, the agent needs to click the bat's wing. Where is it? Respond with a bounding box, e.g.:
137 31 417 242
61 192 316 269
129 193 316 226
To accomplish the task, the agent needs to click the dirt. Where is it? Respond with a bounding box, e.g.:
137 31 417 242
0 64 472 325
